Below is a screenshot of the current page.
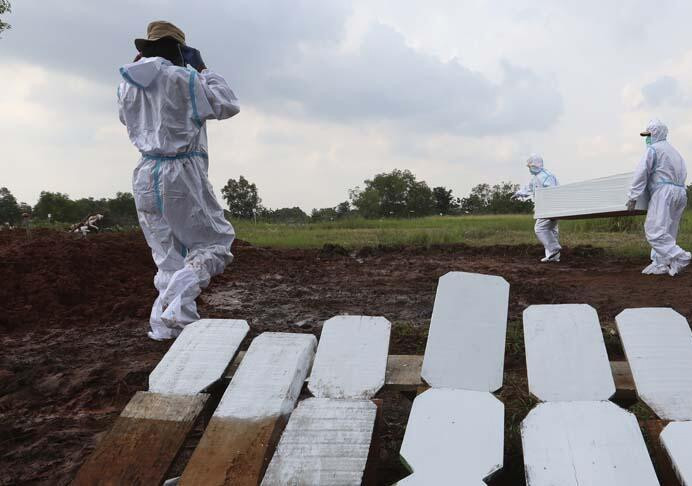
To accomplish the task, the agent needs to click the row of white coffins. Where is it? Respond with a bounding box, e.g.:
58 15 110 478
410 271 692 486
75 271 692 485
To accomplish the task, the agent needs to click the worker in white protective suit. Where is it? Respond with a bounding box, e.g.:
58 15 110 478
514 154 562 262
627 119 690 276
118 21 239 340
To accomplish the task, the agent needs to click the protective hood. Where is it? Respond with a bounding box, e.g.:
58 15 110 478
527 153 544 170
119 58 166 89
643 119 668 143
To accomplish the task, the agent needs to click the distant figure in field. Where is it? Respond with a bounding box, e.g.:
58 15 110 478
514 154 561 262
627 119 690 276
118 21 240 340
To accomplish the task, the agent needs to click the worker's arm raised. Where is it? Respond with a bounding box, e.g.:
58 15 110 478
191 70 240 122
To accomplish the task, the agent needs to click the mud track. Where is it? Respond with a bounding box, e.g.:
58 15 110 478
1 230 691 485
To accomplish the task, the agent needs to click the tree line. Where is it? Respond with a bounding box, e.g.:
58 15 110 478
221 169 533 222
0 189 137 227
0 169 535 227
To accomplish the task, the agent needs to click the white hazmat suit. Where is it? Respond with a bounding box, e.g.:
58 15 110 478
118 57 239 339
515 154 562 262
628 119 690 276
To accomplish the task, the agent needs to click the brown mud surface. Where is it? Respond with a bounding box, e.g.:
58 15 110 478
2 230 692 485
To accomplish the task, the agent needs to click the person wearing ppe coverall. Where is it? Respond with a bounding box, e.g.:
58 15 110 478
514 154 562 262
118 21 240 340
627 119 690 276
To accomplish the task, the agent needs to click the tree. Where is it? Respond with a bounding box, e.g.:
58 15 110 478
335 201 352 218
0 187 20 224
18 202 32 217
432 186 457 215
459 182 533 214
407 181 435 216
222 176 262 219
265 207 309 223
0 1 11 37
459 183 491 214
311 207 338 222
349 169 436 218
106 192 138 225
486 182 533 214
33 191 77 222
311 201 352 222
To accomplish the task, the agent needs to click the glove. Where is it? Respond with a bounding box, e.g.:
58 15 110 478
626 199 637 212
180 45 206 72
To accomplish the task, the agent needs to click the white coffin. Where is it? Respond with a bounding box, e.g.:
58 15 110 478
533 172 648 220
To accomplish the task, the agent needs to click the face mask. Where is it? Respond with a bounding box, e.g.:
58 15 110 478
529 166 541 175
645 135 652 145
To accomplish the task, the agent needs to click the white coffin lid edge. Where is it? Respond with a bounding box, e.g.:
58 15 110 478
149 318 249 395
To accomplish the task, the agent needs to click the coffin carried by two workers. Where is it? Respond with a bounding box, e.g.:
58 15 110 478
533 172 648 220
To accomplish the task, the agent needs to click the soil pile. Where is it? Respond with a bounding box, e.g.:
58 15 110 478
0 229 156 331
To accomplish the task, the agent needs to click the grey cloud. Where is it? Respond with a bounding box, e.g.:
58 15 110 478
3 0 562 135
253 23 563 134
641 75 690 108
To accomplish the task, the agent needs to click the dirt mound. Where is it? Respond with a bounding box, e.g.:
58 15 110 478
0 229 156 332
0 230 253 333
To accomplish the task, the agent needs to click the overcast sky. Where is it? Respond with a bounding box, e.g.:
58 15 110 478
3 0 692 210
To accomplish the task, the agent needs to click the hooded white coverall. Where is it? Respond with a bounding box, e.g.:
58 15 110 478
118 57 239 339
628 119 689 275
515 154 562 260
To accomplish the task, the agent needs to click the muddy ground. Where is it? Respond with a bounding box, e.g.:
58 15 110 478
2 229 692 485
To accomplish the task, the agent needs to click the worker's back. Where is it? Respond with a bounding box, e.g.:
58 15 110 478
650 140 687 189
118 57 239 157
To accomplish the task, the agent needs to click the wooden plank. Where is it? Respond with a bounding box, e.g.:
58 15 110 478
616 308 692 420
73 392 207 486
660 421 692 485
308 316 390 399
261 398 377 485
521 401 659 486
227 353 635 400
524 304 615 402
179 332 316 486
399 388 504 483
385 355 423 391
149 319 248 395
534 172 648 220
421 272 509 391
611 360 637 404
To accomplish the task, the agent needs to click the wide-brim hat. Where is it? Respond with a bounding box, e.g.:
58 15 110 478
135 20 186 52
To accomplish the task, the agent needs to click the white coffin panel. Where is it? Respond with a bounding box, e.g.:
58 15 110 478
399 388 504 483
149 319 249 395
616 308 692 421
261 398 376 485
661 421 692 485
522 401 659 486
524 304 615 401
421 272 509 391
215 332 316 419
534 172 648 220
308 315 390 399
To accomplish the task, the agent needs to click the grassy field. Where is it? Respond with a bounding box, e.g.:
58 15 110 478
233 212 692 257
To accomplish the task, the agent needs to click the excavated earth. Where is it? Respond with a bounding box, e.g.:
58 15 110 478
2 229 692 485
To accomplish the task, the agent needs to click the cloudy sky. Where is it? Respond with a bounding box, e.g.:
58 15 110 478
3 0 692 210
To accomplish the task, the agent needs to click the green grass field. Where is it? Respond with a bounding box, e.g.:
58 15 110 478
233 212 692 257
